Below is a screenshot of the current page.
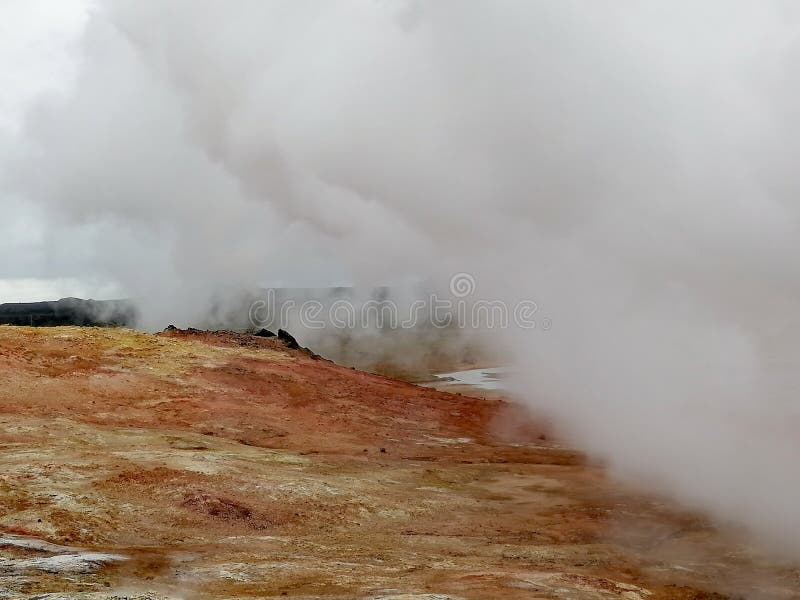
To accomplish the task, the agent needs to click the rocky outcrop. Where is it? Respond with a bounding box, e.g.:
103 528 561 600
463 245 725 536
277 328 300 349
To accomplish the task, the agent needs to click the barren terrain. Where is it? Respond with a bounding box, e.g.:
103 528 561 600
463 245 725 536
0 326 797 599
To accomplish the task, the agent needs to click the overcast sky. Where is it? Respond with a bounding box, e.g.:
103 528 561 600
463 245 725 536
0 0 101 302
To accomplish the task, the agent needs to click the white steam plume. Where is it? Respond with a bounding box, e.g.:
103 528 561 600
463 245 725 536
7 0 800 555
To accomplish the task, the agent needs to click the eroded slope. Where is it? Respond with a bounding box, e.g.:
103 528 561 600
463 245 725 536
0 327 796 599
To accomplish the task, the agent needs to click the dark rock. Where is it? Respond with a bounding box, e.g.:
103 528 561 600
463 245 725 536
254 328 276 338
277 328 300 349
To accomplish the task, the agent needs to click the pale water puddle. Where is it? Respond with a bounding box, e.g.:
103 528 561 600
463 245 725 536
430 366 511 391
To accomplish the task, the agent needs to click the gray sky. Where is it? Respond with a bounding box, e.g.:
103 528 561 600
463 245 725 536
0 0 98 302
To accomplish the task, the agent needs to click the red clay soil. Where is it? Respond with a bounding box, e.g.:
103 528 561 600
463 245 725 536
0 326 796 599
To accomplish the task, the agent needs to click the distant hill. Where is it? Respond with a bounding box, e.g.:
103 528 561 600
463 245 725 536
0 297 137 327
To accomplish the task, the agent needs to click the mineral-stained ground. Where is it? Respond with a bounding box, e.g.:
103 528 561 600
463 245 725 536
0 326 797 599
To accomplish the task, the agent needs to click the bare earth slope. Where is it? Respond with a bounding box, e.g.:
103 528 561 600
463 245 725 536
0 326 797 599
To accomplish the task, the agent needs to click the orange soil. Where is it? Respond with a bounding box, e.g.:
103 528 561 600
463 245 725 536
0 326 796 599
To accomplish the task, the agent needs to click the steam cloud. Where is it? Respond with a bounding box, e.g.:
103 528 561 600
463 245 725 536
6 0 800 555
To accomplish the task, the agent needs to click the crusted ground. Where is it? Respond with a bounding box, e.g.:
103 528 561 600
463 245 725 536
0 326 797 599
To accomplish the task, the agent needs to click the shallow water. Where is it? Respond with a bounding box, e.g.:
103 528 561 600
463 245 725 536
432 366 511 391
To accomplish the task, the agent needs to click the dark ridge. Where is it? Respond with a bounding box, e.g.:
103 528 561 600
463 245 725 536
277 328 300 349
159 325 327 362
0 298 137 327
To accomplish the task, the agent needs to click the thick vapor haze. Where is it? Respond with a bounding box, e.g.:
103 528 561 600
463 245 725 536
5 0 800 555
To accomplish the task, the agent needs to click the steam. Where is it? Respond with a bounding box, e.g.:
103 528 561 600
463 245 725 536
6 0 800 555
